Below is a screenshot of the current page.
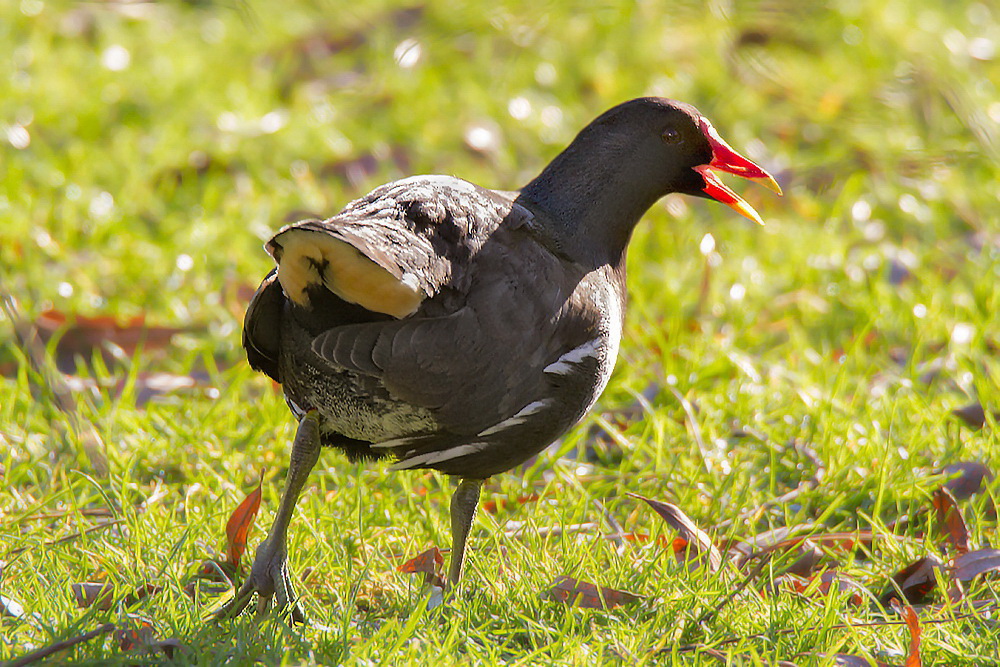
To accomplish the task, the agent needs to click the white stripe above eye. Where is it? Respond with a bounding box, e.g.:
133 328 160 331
389 443 486 470
544 339 602 375
476 400 551 437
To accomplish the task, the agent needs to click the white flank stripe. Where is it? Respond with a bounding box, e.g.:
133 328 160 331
286 397 306 419
372 435 424 449
544 339 601 374
389 443 485 470
542 359 573 375
476 400 550 437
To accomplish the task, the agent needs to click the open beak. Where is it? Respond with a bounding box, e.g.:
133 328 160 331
695 117 782 225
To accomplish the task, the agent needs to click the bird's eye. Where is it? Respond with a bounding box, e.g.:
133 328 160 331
661 128 682 145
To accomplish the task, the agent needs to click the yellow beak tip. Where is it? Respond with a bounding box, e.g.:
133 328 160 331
731 199 766 226
757 175 783 196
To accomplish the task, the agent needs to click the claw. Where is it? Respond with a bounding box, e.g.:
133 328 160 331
212 538 306 624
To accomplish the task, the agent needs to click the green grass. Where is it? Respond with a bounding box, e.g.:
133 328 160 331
2 0 999 664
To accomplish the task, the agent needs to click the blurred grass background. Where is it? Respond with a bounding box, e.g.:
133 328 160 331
1 0 998 664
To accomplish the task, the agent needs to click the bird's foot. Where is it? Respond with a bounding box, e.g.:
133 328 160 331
213 537 306 624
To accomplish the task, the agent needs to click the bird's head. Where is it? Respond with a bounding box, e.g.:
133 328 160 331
583 97 783 224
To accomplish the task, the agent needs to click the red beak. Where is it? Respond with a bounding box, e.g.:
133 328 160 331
695 116 782 225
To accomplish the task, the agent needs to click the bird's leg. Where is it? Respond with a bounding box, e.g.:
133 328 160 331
447 478 483 589
214 410 322 624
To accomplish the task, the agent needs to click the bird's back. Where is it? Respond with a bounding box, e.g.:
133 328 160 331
244 175 624 478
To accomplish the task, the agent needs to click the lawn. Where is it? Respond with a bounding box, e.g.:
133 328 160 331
1 0 998 664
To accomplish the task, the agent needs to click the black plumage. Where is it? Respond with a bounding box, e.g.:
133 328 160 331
217 97 780 621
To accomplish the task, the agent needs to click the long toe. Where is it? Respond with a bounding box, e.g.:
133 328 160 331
213 573 268 622
271 555 306 624
212 539 305 624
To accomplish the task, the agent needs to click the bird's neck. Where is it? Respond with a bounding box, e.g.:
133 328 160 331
519 138 662 269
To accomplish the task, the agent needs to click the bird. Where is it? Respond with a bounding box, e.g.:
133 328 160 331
216 97 781 622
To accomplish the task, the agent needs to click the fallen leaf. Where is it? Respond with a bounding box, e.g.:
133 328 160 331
482 494 540 514
545 576 641 609
130 371 211 406
880 555 944 607
71 582 114 610
743 530 900 564
890 599 922 667
931 488 970 555
951 548 1000 582
888 256 912 285
115 619 155 652
628 494 722 572
781 541 825 578
398 546 446 590
70 581 161 610
940 461 994 500
398 547 444 575
151 637 187 659
618 532 670 548
952 402 996 429
226 474 264 569
33 309 195 373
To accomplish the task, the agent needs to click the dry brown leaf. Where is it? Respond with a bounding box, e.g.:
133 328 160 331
152 637 187 659
780 540 825 578
545 576 641 609
71 582 114 610
890 599 922 667
115 619 155 652
398 546 446 590
931 488 970 555
398 547 444 575
226 474 263 569
627 493 722 572
33 309 194 373
941 461 994 500
71 582 161 610
482 494 540 514
618 532 670 548
880 555 944 607
952 402 994 429
951 548 1000 582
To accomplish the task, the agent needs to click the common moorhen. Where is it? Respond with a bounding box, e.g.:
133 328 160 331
217 97 781 621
